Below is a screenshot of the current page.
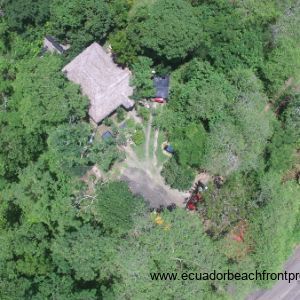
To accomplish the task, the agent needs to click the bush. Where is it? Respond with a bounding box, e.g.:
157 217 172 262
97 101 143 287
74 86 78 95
161 157 194 191
116 107 126 122
137 106 150 121
132 127 145 145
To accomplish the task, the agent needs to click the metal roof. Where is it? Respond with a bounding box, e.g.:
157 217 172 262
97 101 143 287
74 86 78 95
153 76 170 99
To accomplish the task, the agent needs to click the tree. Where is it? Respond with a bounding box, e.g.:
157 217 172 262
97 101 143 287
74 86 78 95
0 113 44 181
11 55 88 134
80 181 146 236
131 56 155 99
203 121 246 176
3 0 50 32
89 139 123 172
166 59 235 123
202 173 258 238
126 0 202 62
51 224 117 282
248 173 300 281
171 123 207 168
112 209 227 299
263 1 300 94
50 0 112 53
196 1 265 72
47 123 92 175
161 157 195 190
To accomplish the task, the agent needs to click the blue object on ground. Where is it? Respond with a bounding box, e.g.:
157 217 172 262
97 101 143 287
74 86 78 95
164 144 174 154
102 131 113 141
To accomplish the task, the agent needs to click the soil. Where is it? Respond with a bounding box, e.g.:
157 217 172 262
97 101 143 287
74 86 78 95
120 106 187 208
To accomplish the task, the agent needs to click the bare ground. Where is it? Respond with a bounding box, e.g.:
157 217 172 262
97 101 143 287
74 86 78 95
120 107 187 208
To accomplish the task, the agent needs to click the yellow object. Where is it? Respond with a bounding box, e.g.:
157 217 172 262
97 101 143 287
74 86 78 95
155 215 164 225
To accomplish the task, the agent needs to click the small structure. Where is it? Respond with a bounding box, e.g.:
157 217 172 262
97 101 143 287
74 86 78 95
42 35 69 55
164 144 174 154
153 76 170 103
62 42 134 124
102 131 113 141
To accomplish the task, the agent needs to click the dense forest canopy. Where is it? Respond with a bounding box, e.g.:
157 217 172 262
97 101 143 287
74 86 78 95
0 0 300 299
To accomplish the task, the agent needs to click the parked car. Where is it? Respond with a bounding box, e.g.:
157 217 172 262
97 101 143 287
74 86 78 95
151 97 165 103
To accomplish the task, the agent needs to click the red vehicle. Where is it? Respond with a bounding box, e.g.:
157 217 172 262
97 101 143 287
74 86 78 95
151 97 165 103
186 193 203 211
187 201 197 211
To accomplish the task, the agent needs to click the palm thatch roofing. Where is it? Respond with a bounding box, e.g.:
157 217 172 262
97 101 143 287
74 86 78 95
62 42 134 123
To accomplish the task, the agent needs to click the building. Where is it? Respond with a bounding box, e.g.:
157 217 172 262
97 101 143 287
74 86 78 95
42 35 69 55
62 42 134 124
153 76 170 101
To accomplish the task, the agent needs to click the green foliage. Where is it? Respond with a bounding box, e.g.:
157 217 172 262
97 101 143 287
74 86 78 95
3 0 50 32
112 209 227 299
283 93 300 141
204 121 246 175
116 107 126 122
85 181 145 235
263 3 300 94
203 173 258 238
90 139 123 172
200 1 265 71
171 123 206 168
167 60 235 122
248 173 300 279
109 29 138 65
131 56 154 99
51 224 117 281
0 113 44 181
137 105 150 121
126 0 202 62
161 157 195 190
47 123 91 174
108 0 131 30
1 0 300 298
132 126 145 145
11 55 88 134
50 0 112 52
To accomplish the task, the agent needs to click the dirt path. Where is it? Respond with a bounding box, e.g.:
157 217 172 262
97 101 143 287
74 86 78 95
153 129 159 167
145 113 152 161
121 167 185 208
120 110 186 209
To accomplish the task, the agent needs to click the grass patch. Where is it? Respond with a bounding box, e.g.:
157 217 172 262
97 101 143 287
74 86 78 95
156 130 169 166
149 126 155 160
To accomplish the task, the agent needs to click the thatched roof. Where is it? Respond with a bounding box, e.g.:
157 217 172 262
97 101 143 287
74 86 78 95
62 42 134 123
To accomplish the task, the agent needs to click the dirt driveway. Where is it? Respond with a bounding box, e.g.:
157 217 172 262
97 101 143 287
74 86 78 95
121 167 185 208
120 106 187 209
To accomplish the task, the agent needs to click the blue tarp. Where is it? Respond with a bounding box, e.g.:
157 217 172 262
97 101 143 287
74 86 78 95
102 131 113 141
164 144 174 154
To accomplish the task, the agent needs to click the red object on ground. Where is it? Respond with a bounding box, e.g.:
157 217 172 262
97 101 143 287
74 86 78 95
186 201 197 211
151 97 165 103
232 234 243 242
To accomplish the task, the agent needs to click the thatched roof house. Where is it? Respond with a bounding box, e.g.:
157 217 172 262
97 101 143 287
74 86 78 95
62 42 134 123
